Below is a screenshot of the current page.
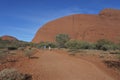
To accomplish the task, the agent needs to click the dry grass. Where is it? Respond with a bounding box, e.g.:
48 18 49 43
68 49 120 71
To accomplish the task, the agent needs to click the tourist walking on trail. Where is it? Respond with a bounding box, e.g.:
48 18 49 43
49 46 51 51
44 45 46 50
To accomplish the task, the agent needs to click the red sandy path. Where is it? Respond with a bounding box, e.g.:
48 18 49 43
15 50 115 80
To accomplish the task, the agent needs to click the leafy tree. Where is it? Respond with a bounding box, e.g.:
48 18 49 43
56 34 70 48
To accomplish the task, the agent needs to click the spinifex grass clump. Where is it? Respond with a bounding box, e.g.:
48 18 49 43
0 68 32 80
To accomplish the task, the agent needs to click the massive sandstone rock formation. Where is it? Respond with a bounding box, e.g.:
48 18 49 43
32 8 120 43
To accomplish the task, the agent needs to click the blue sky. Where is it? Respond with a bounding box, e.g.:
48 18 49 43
0 0 120 42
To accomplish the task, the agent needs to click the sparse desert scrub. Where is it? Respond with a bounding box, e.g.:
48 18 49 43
24 48 35 59
0 49 19 64
70 49 120 71
0 38 30 50
65 40 92 49
109 50 120 54
0 68 32 80
95 39 117 51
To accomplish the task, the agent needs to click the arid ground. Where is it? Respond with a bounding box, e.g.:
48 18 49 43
2 49 118 80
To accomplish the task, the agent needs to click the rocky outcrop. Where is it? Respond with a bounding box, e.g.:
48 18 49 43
32 8 120 43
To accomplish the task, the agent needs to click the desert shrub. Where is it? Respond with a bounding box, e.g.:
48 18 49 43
48 42 57 48
79 41 91 49
65 40 78 49
95 39 116 51
105 43 118 51
37 42 57 48
100 44 113 51
55 34 70 48
104 61 120 70
110 44 119 50
116 43 120 50
28 42 37 47
24 48 34 58
0 39 29 49
7 46 18 50
0 68 32 80
89 43 96 49
65 40 91 49
36 42 45 48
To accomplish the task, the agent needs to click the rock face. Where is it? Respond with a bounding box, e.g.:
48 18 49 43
1 35 18 41
32 8 120 43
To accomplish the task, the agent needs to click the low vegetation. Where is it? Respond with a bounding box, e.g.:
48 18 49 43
24 48 35 59
0 68 32 80
65 40 92 49
55 34 70 48
0 33 120 75
95 39 118 51
37 41 57 48
0 39 29 50
54 34 120 71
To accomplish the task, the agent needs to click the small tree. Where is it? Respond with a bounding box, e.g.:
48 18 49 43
55 34 70 48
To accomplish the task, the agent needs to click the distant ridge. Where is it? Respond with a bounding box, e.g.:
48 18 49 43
32 8 120 43
0 35 18 41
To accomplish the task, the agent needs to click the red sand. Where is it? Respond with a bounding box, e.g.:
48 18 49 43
11 49 119 80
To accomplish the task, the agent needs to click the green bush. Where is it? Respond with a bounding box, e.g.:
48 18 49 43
65 40 78 49
100 44 111 51
95 39 117 51
88 43 96 49
0 68 32 80
56 34 70 48
65 40 91 49
79 41 91 49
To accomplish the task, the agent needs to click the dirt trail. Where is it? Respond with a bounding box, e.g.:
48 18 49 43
16 50 115 80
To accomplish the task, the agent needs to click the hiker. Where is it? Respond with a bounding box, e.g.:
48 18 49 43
48 46 51 51
44 45 46 49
